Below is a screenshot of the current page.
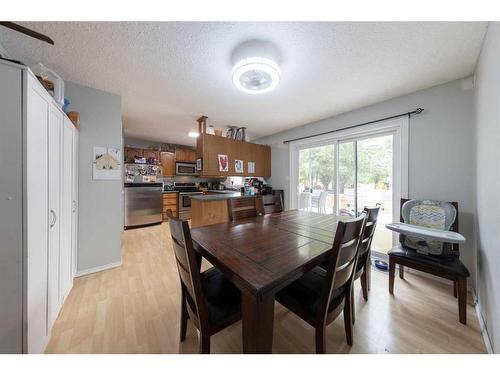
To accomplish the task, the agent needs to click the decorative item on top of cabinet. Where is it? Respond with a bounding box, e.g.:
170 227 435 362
67 111 80 129
143 149 160 164
124 147 143 163
197 115 208 134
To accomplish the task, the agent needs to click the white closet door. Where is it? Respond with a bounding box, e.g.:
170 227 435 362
47 103 63 330
71 127 79 276
26 74 50 354
60 118 74 301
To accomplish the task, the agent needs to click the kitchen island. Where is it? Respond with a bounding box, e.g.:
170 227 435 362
190 191 244 228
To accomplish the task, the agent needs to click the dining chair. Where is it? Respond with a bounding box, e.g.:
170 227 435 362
351 205 380 321
275 214 366 353
261 194 283 214
166 210 242 353
227 196 264 221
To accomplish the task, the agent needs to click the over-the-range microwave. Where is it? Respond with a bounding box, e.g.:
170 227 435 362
176 162 197 176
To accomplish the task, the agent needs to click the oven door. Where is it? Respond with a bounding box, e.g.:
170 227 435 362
176 163 196 176
178 192 203 219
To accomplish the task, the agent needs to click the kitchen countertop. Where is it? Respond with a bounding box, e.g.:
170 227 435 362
204 190 242 194
191 192 243 201
163 191 179 194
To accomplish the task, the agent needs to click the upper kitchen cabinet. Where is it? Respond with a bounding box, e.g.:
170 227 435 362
175 147 196 163
142 149 160 163
124 147 143 163
196 134 271 177
160 151 175 177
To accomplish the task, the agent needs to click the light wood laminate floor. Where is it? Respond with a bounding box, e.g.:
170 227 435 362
45 223 486 354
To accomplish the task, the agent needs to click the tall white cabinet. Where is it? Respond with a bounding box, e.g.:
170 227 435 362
0 60 79 353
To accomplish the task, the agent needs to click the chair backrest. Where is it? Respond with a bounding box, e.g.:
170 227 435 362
227 196 263 221
358 205 381 255
399 198 459 255
298 192 311 210
261 194 283 214
166 210 209 327
317 214 366 321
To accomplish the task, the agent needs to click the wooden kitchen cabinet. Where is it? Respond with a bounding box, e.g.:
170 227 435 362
142 149 160 163
160 152 175 177
175 147 197 163
162 192 178 221
124 147 143 162
196 134 271 177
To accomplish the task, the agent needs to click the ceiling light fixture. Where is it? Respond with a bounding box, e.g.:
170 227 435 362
232 57 281 94
188 131 199 138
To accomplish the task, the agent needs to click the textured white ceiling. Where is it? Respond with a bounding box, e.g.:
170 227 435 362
0 22 487 146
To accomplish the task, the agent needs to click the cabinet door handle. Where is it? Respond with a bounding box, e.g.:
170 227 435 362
50 209 57 228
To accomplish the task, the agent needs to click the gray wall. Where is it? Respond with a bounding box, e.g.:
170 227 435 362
65 82 123 273
256 77 477 286
474 23 500 353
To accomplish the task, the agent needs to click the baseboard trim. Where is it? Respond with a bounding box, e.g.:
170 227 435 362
75 260 122 277
471 289 494 354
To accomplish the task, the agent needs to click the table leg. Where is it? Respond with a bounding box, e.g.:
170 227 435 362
242 292 275 353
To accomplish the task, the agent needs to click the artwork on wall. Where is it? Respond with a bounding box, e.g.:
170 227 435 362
93 146 122 180
235 159 244 174
218 154 229 172
248 161 255 174
196 157 203 171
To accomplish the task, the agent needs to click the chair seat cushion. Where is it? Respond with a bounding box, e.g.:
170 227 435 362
200 268 241 325
388 245 470 277
276 266 346 322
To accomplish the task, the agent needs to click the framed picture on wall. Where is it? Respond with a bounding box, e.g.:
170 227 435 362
218 154 229 172
235 159 244 173
196 157 203 171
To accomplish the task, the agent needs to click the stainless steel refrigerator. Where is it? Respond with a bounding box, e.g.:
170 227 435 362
124 163 163 228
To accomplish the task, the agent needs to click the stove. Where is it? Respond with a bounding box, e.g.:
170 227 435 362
172 183 203 220
173 182 201 193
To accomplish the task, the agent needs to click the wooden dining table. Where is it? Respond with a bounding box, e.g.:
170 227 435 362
190 209 343 353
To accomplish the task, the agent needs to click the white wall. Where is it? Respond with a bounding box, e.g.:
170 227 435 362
65 81 123 274
474 22 500 353
256 77 477 286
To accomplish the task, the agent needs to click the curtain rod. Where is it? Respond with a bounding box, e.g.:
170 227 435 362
283 108 424 144
0 22 54 45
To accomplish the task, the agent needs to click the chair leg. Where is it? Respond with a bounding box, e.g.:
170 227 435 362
389 258 395 294
399 265 404 279
453 281 458 298
366 252 371 291
343 296 353 346
199 331 211 354
457 277 467 325
179 286 188 342
315 325 326 354
351 287 356 324
360 266 368 301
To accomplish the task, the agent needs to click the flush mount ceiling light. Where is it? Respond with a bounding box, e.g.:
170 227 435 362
232 57 281 94
188 131 199 138
231 40 282 95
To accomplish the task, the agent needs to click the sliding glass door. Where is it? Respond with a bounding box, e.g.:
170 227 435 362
291 117 407 255
297 144 336 213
